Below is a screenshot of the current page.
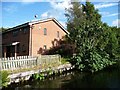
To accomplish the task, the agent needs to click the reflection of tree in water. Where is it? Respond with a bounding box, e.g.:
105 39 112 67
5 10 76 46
92 66 120 88
61 71 91 88
4 68 120 89
62 67 120 89
4 63 120 89
23 71 77 88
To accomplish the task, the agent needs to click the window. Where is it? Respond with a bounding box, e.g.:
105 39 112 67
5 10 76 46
23 28 28 34
38 26 41 30
13 30 19 37
44 28 47 35
57 31 59 38
43 45 47 50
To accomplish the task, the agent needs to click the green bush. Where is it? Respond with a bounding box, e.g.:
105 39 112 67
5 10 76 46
70 50 116 72
61 58 69 64
0 71 10 87
33 73 45 80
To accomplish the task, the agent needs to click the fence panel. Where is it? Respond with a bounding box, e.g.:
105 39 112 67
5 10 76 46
0 55 61 71
0 56 37 70
39 55 61 65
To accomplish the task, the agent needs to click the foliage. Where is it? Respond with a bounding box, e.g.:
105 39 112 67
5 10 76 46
65 1 118 72
61 57 69 64
0 27 8 32
107 27 120 58
0 71 10 87
33 68 55 80
33 73 45 80
43 43 75 58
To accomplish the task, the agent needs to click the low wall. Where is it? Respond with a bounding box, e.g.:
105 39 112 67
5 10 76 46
7 63 75 85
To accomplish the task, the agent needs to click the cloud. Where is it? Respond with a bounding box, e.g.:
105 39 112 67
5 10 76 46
41 11 54 19
40 0 72 28
59 21 66 28
95 3 118 9
40 11 67 27
50 0 72 11
112 19 120 27
105 13 119 17
21 0 42 4
2 0 120 2
99 11 110 16
21 0 40 2
3 5 18 13
101 13 119 17
41 12 49 19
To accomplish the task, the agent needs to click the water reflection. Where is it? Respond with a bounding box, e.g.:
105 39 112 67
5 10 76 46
3 65 120 90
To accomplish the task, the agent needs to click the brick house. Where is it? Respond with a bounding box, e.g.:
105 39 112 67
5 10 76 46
2 18 68 57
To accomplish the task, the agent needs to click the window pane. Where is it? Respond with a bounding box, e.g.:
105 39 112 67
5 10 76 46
13 30 19 37
43 45 47 50
44 28 47 35
23 28 28 34
57 31 59 38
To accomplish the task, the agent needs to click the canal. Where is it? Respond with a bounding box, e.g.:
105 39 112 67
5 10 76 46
3 63 120 89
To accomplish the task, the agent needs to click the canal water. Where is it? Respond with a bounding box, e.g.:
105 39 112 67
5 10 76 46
3 63 120 89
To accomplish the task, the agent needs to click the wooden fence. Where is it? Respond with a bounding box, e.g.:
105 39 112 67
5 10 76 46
0 55 61 71
37 55 61 65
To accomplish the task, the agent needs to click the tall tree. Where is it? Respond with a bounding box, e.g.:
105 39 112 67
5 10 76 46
65 1 116 72
65 1 85 45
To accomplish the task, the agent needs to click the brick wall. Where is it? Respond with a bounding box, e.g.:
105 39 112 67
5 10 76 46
31 20 66 56
2 26 30 57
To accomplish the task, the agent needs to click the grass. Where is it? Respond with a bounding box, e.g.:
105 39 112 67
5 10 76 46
61 57 70 64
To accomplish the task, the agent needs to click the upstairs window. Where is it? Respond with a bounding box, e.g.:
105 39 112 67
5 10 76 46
57 31 59 38
38 26 41 30
43 45 47 50
44 28 47 35
23 28 28 34
13 30 19 37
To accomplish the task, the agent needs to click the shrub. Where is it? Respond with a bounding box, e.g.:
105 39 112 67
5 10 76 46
43 44 75 58
0 71 10 87
70 50 116 72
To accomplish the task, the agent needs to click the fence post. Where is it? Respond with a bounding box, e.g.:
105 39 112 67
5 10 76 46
36 55 41 65
59 55 61 64
0 58 2 70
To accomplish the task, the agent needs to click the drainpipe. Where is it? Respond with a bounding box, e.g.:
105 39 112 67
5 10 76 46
4 46 6 58
29 25 33 56
15 45 17 58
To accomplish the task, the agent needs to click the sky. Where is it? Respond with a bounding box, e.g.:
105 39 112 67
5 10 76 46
1 0 120 28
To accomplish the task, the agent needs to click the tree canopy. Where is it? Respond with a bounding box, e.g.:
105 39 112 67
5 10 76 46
0 27 8 32
65 1 119 72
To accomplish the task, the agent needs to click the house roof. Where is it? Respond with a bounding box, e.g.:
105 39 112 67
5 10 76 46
2 22 29 33
29 18 69 34
3 18 69 34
